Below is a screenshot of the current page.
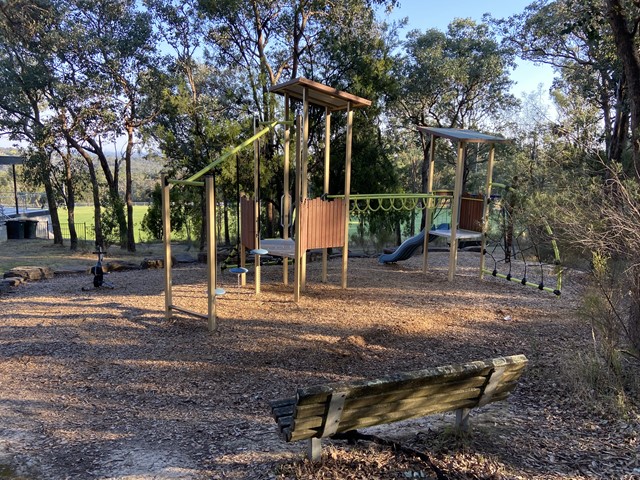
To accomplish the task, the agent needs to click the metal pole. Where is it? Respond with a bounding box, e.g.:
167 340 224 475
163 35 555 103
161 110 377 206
283 94 291 286
12 164 19 215
480 145 496 279
322 107 331 283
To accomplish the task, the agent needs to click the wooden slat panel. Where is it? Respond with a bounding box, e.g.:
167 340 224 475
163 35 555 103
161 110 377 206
344 376 487 410
293 387 482 432
240 196 256 249
460 195 483 232
301 198 346 250
335 398 478 434
296 356 527 406
296 366 492 406
293 375 488 420
288 426 322 442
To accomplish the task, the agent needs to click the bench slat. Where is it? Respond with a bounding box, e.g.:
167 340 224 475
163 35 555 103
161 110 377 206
336 398 479 433
296 356 527 406
291 387 482 432
291 375 488 420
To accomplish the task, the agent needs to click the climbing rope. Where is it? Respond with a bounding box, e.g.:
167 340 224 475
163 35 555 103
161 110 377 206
483 191 562 296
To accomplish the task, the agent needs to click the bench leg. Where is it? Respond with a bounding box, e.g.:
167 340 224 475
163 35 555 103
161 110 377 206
455 408 470 432
307 437 322 461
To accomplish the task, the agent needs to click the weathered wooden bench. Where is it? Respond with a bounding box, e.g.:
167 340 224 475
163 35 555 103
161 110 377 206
270 354 527 461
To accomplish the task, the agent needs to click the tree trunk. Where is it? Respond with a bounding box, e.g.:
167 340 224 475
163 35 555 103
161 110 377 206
125 126 136 252
43 176 63 246
606 0 640 178
85 157 104 249
62 150 78 251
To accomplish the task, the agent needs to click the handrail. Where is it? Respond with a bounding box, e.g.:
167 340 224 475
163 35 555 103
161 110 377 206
179 119 283 185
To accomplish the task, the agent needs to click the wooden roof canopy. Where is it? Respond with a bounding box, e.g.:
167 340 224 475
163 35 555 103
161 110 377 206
269 77 371 111
418 127 510 144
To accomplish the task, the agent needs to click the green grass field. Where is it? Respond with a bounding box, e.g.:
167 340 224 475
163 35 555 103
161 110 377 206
60 205 150 242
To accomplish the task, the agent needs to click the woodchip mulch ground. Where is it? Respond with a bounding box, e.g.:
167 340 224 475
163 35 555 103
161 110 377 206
0 249 638 479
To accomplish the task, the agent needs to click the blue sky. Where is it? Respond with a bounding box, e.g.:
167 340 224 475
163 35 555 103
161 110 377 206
384 0 555 97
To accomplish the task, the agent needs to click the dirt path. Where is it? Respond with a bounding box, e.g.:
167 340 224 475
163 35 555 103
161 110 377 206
0 252 638 479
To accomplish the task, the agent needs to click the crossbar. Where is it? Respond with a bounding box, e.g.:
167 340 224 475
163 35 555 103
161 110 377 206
184 119 280 183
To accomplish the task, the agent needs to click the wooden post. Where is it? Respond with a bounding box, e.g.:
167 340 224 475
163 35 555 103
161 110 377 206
294 116 303 302
423 134 436 273
161 174 172 320
455 408 470 432
283 94 291 286
308 437 322 462
253 117 261 294
322 107 331 283
342 103 353 289
480 145 495 279
448 141 465 281
205 175 217 331
301 87 310 289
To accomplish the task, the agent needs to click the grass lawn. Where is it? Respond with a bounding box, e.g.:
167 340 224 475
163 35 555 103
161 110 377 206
60 205 150 242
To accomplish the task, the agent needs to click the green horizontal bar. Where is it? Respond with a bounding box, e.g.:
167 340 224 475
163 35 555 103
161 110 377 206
328 193 452 200
168 179 204 187
185 119 281 183
482 269 560 295
259 120 294 126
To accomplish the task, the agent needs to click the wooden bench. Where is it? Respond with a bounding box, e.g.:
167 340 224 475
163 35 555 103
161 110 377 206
270 354 527 461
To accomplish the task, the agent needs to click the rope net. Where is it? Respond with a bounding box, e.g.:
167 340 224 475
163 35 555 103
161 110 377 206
483 194 562 295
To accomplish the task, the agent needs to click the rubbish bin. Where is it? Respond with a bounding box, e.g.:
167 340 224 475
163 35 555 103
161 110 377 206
24 220 38 239
6 219 25 239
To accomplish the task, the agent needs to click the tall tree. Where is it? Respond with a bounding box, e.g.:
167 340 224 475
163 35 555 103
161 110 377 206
392 18 517 195
605 0 640 177
0 0 65 244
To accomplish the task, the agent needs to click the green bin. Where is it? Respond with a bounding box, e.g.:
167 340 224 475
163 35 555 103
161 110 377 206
6 220 25 239
24 220 38 239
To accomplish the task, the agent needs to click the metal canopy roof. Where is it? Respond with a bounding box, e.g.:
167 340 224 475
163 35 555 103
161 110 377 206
418 127 510 144
0 155 24 165
269 77 371 111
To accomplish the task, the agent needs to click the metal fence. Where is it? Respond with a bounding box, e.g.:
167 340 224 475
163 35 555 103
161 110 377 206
38 221 146 243
35 222 88 241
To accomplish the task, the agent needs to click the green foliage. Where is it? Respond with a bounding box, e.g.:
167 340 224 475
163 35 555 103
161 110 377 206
100 192 125 248
575 252 640 413
141 182 192 240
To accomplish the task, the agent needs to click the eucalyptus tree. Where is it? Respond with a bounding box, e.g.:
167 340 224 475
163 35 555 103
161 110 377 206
605 0 640 177
498 0 627 169
55 0 169 252
192 0 400 239
392 18 517 195
0 0 65 244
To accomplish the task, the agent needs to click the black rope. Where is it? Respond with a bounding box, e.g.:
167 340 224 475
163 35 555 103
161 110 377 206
483 195 558 293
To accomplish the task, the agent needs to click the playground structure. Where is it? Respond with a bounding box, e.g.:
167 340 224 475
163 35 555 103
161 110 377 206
371 128 510 282
161 78 371 329
374 129 562 295
161 79 562 331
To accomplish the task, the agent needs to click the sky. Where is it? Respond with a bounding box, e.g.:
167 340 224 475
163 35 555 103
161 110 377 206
384 0 556 97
